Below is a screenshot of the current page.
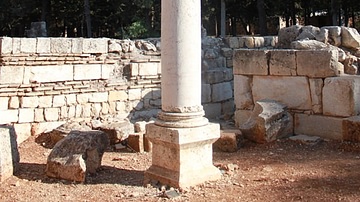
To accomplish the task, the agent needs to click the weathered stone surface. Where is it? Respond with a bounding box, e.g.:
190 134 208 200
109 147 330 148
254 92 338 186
234 75 253 110
0 37 12 54
341 27 360 49
20 38 37 53
213 129 243 152
46 130 109 182
296 25 320 41
269 50 296 76
294 114 343 140
201 84 211 103
290 39 328 50
13 123 31 144
96 119 134 144
0 66 24 84
343 55 358 75
50 38 72 54
252 76 312 110
35 121 92 148
74 65 102 80
309 79 323 114
203 103 222 119
321 26 341 46
234 110 252 128
343 116 360 142
127 133 144 152
26 65 73 83
239 99 293 143
108 40 122 53
36 38 50 53
289 134 321 145
0 125 19 182
82 38 108 54
212 82 233 102
323 76 360 117
296 50 342 78
0 110 18 124
233 49 268 75
278 25 302 48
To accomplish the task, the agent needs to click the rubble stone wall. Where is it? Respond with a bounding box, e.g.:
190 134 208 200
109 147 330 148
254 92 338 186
233 48 359 141
0 36 239 144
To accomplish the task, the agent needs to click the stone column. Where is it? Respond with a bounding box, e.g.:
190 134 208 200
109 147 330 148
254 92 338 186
144 0 221 188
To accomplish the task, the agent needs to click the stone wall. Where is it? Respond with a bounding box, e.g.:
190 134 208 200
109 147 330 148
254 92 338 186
233 48 360 141
0 36 237 144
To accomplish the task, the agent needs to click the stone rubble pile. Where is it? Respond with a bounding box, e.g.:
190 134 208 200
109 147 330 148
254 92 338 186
278 25 360 75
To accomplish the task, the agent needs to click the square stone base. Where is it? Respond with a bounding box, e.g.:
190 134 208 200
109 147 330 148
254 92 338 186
144 122 222 188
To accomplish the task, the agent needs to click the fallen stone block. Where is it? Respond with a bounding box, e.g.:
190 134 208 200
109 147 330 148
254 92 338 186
240 99 293 143
96 119 134 145
0 125 20 182
213 129 243 152
46 130 109 182
289 134 322 145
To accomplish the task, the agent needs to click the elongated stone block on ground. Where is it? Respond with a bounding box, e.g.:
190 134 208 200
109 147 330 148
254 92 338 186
213 129 243 152
323 76 360 117
294 114 343 140
46 130 109 182
240 99 293 143
0 125 20 182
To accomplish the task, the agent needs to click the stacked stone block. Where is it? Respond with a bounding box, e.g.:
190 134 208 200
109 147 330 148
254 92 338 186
233 48 360 141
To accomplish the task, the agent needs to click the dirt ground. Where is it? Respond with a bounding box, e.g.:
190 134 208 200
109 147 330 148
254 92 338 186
1 132 360 202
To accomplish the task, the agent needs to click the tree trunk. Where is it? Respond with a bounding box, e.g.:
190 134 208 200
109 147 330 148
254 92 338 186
331 0 340 25
84 0 92 37
41 0 49 22
257 0 267 35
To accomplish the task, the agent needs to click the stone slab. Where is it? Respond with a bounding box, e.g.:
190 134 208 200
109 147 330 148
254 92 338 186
25 65 73 83
0 125 20 182
233 49 269 75
294 114 343 140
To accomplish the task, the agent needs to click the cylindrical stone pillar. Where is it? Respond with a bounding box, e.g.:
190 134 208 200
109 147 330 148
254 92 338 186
157 0 208 128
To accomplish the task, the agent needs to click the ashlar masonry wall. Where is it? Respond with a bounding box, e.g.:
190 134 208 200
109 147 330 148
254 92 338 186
233 48 360 141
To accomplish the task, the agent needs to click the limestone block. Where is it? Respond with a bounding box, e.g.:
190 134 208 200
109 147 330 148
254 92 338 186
13 123 31 144
128 89 142 101
269 50 296 76
244 37 255 48
31 121 66 136
341 27 360 49
152 89 161 99
296 25 320 41
290 40 328 50
97 120 134 144
74 64 102 80
101 64 115 80
21 96 39 108
342 116 360 142
36 38 50 53
240 99 293 143
127 133 144 153
0 125 19 182
234 75 253 110
309 79 323 114
71 38 83 54
20 38 36 53
212 82 233 102
130 63 139 76
213 129 243 152
252 76 312 110
0 97 8 110
203 103 222 119
53 95 66 107
65 94 77 105
321 26 341 46
294 114 343 140
234 110 252 128
226 37 239 49
38 96 52 108
91 103 101 117
75 105 83 118
9 97 19 109
278 25 302 48
0 66 24 84
253 37 265 48
204 69 233 84
26 65 73 83
233 49 268 75
0 37 12 54
82 38 108 54
222 99 235 119
18 108 34 123
44 108 60 121
34 109 44 122
139 63 158 76
221 48 233 58
88 92 108 103
12 38 21 54
264 36 278 47
323 76 360 117
109 91 128 102
296 50 341 78
46 130 109 182
0 110 18 124
77 93 91 104
67 106 76 118
50 38 72 54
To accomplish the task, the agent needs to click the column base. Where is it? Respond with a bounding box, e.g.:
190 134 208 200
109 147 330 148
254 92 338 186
144 122 222 188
